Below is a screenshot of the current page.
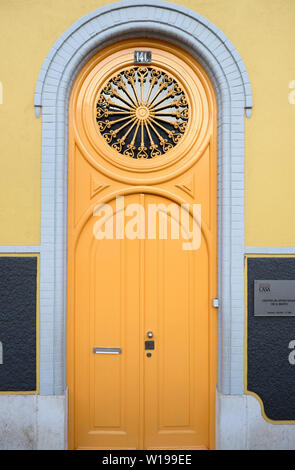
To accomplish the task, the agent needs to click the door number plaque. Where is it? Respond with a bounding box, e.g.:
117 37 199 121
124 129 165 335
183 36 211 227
134 50 152 64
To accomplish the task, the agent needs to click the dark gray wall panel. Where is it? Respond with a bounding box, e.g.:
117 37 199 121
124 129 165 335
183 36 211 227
0 256 37 391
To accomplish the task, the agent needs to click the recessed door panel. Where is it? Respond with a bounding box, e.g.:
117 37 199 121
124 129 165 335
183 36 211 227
73 199 141 449
143 195 210 449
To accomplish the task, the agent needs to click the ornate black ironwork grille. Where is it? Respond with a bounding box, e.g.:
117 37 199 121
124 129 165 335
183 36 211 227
96 67 189 159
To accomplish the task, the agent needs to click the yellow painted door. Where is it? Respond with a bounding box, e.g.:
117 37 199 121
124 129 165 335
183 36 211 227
144 196 211 450
67 39 217 450
69 196 142 449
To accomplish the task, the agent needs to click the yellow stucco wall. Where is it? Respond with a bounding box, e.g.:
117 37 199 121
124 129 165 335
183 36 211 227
0 0 294 246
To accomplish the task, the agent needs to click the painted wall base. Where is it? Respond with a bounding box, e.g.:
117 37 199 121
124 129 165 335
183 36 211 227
216 389 295 450
0 392 67 450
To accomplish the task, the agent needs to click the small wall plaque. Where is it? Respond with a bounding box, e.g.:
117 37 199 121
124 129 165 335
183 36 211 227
254 280 295 316
134 50 152 64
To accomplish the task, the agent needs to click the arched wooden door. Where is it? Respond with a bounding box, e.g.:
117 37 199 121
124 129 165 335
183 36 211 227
67 39 217 450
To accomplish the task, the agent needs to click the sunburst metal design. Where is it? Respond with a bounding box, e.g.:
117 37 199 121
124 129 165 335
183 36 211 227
96 67 189 159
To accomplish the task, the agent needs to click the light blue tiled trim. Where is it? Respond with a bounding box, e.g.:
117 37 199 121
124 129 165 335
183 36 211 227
245 247 295 254
0 246 40 253
35 0 253 395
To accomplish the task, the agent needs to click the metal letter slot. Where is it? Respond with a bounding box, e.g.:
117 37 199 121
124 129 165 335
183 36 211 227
93 347 122 355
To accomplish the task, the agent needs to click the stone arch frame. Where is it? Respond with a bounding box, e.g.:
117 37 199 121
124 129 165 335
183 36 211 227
34 0 252 396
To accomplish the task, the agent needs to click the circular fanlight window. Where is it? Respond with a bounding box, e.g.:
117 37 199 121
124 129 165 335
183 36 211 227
96 66 189 159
